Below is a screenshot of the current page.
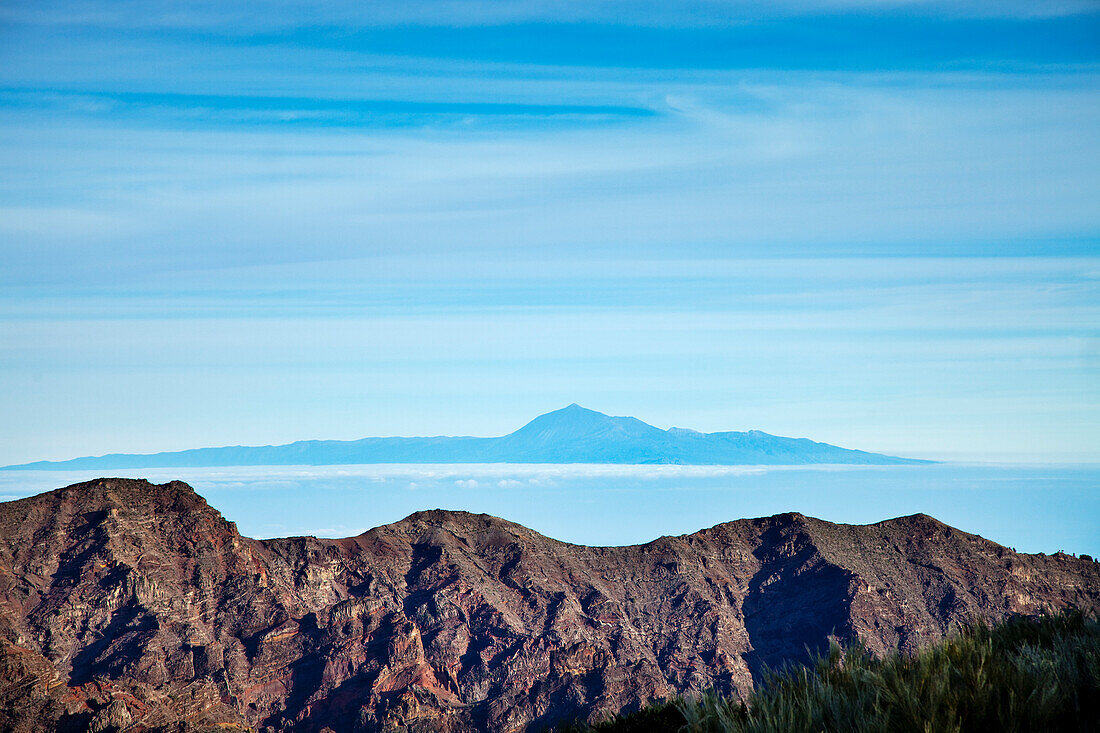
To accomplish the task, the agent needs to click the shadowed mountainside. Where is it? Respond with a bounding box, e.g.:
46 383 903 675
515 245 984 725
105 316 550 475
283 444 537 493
1 478 1096 732
2 405 929 470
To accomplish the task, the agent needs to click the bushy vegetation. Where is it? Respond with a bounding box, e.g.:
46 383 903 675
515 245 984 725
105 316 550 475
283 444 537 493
559 611 1100 733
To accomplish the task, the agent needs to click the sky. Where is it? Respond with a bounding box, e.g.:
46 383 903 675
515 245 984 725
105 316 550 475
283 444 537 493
1 0 1099 466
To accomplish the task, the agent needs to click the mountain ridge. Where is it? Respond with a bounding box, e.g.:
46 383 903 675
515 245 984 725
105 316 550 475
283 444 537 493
1 478 1095 732
2 404 930 470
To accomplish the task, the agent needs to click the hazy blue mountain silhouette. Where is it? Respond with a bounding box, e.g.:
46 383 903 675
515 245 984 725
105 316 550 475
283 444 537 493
2 404 930 469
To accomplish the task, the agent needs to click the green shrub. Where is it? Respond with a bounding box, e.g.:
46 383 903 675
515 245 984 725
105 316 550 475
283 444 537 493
556 611 1100 733
554 699 688 733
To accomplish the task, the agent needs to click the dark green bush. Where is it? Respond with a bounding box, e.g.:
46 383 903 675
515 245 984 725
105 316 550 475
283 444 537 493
557 611 1100 733
554 699 688 733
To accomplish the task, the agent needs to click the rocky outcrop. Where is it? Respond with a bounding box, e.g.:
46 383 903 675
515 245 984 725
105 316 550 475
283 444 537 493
1 478 1097 732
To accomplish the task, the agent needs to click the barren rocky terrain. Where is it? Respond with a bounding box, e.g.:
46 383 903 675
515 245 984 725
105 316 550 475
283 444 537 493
1 478 1097 732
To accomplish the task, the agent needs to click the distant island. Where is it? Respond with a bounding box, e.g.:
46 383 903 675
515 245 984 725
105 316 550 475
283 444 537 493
2 404 931 470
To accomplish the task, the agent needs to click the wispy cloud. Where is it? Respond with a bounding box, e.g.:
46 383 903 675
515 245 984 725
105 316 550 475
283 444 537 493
3 0 1095 32
2 74 1097 286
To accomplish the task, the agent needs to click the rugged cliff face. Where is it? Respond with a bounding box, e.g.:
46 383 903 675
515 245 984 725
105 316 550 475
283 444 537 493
1 478 1097 732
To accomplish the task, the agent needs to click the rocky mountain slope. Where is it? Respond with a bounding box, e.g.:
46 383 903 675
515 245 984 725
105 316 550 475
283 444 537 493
3 405 928 470
1 478 1096 732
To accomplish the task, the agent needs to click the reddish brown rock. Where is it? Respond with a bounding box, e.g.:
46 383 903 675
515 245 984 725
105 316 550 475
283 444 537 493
0 478 1097 732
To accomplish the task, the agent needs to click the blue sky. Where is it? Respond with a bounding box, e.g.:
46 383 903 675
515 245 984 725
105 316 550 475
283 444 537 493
1 0 1098 465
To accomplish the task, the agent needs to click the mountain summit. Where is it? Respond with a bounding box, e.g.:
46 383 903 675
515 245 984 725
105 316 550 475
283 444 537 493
2 405 930 470
511 403 659 442
500 404 669 461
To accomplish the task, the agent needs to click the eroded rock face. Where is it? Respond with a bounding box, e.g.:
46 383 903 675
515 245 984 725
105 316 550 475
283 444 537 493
1 479 1097 732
